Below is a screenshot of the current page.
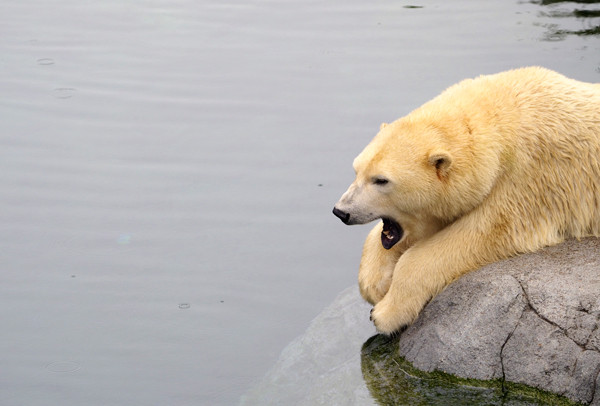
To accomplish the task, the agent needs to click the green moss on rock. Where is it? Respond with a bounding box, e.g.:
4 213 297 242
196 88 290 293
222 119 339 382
361 334 583 406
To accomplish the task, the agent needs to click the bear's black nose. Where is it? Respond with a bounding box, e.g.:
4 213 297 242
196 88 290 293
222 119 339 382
332 207 350 224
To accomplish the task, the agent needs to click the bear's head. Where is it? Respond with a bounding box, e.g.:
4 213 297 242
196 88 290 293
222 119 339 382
333 76 513 250
333 120 454 249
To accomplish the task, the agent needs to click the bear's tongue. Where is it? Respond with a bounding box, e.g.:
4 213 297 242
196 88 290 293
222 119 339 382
381 218 403 250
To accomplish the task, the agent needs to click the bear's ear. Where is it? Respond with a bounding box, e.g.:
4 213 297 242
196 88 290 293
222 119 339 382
428 151 452 179
380 122 389 131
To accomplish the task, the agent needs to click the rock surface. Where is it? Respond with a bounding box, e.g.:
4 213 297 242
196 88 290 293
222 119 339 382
242 238 600 405
398 237 600 405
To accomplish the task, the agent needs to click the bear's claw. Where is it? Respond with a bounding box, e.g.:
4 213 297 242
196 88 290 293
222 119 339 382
370 297 417 335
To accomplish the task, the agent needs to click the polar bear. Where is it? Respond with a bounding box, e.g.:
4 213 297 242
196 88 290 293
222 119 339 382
333 67 600 335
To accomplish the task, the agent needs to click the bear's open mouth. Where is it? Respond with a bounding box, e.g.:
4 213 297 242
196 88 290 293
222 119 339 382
381 218 403 250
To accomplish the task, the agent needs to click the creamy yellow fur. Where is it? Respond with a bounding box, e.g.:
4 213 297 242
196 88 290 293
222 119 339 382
334 67 600 334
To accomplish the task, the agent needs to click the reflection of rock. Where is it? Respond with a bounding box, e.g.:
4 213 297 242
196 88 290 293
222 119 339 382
396 238 600 405
240 286 377 406
531 0 600 40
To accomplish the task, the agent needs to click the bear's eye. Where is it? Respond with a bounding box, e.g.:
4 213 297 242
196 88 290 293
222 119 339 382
373 177 389 186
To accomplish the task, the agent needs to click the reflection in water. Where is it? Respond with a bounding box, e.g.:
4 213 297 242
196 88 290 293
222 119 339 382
536 0 600 4
530 0 600 39
360 335 576 406
52 88 76 99
45 361 82 373
3 0 600 404
36 57 55 65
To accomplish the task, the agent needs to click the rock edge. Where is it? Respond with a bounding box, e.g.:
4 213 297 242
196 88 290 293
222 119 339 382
398 238 600 405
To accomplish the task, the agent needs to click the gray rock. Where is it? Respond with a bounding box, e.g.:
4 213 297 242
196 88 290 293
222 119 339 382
502 310 597 403
242 238 600 405
595 373 600 406
399 271 526 380
398 237 600 405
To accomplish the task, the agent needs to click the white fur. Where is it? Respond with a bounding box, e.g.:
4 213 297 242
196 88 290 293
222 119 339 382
334 67 600 334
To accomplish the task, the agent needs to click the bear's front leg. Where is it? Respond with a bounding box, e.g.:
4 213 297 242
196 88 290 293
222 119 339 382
359 221 406 305
369 256 434 334
370 221 512 335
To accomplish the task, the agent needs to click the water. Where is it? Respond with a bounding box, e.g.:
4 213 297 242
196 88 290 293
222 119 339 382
1 1 598 405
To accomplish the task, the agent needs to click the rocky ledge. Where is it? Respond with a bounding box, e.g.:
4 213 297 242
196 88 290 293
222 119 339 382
396 237 600 405
242 238 600 405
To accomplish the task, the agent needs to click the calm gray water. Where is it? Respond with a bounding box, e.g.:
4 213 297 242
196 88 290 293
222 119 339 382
1 1 599 405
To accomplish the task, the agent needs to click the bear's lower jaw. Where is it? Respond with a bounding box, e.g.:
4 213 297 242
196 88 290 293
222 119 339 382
381 218 403 249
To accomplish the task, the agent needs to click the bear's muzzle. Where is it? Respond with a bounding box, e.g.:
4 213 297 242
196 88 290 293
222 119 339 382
332 207 351 224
